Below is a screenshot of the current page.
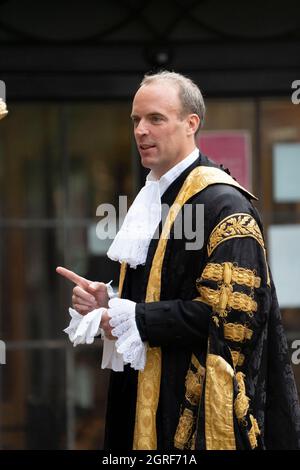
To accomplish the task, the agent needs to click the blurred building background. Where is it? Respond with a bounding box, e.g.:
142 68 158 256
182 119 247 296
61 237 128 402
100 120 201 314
0 0 300 449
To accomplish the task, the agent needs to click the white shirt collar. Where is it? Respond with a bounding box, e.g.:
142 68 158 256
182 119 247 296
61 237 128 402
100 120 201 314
146 148 199 196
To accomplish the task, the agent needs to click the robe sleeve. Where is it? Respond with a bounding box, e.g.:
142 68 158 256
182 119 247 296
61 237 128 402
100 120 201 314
190 212 271 450
135 297 211 348
135 211 270 353
171 211 272 450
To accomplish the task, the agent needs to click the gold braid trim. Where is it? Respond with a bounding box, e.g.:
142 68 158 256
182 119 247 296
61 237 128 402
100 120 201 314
190 431 196 451
208 213 264 257
224 323 253 343
118 262 127 297
174 409 195 450
191 354 201 369
201 262 261 289
174 355 205 449
234 372 250 421
133 166 257 450
230 349 245 368
248 414 261 449
205 354 236 449
185 360 206 406
197 285 257 317
185 370 203 406
207 213 270 286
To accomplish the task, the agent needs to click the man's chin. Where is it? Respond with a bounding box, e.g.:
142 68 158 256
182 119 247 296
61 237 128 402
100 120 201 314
140 156 156 170
141 160 152 170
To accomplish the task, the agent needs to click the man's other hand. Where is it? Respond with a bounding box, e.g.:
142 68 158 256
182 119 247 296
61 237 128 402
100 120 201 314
56 266 109 315
100 310 116 340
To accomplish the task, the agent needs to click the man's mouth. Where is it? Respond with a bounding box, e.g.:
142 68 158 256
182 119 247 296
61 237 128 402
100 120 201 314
139 144 156 150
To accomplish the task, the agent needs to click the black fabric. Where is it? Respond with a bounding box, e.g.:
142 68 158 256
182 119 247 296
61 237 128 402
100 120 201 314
104 151 300 450
103 365 138 450
136 300 210 348
264 276 300 449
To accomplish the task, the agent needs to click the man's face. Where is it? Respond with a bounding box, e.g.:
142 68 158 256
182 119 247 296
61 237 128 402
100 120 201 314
131 82 193 178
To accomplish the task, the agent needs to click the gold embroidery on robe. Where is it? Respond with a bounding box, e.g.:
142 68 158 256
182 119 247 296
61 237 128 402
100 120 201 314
190 431 196 450
205 354 236 449
230 349 245 368
200 262 261 289
207 213 270 286
197 285 257 317
224 323 253 343
248 414 261 449
234 372 250 421
174 355 206 449
185 370 203 405
208 214 264 257
174 409 195 450
132 166 257 450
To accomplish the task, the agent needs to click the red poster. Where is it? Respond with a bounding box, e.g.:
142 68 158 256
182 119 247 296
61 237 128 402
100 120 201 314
197 131 251 190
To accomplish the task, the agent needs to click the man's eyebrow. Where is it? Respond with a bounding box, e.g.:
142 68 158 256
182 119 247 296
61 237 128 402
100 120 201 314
148 112 165 117
130 112 166 120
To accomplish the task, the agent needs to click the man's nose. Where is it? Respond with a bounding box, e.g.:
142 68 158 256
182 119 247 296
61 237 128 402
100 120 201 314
135 119 149 136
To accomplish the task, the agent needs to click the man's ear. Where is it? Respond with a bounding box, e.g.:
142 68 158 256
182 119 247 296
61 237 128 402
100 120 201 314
186 114 200 136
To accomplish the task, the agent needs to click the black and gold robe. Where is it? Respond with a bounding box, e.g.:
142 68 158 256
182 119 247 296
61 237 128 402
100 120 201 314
104 152 300 450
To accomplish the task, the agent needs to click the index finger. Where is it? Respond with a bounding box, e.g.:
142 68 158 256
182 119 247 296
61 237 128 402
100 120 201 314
56 266 90 289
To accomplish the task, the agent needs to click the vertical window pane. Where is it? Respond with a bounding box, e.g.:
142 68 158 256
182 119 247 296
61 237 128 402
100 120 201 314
0 347 67 449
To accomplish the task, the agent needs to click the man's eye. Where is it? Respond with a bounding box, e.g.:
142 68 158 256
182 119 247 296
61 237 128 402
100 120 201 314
151 116 163 123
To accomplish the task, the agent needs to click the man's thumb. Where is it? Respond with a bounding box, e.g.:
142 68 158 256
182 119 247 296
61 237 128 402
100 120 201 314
89 282 99 290
89 281 105 292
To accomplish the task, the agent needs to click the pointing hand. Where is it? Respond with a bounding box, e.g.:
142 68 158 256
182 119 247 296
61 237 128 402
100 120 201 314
56 266 109 315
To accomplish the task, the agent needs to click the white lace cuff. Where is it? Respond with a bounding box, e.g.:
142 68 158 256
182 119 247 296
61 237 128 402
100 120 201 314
108 298 147 370
95 281 118 338
64 307 105 346
63 283 139 372
63 308 83 343
63 307 125 371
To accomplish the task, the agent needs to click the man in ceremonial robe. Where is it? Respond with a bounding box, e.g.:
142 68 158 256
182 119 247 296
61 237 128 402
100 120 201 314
58 71 300 450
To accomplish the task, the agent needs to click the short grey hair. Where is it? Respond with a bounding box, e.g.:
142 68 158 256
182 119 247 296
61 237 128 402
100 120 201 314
140 70 205 134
